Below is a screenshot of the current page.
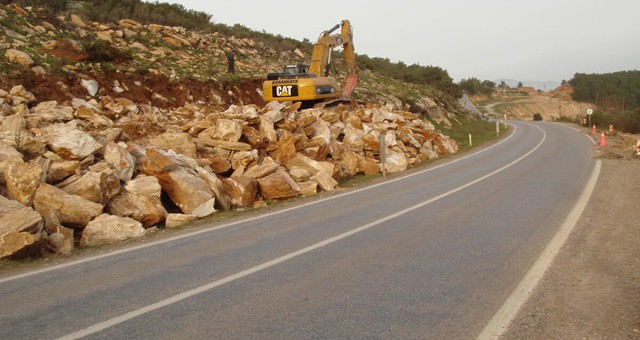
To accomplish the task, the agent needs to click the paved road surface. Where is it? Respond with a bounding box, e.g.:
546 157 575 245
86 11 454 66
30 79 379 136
0 122 597 339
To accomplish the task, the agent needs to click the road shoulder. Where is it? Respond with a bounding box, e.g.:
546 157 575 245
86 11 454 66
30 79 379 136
503 159 640 338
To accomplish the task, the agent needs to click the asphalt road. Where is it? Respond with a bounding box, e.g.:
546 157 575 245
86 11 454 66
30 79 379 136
0 121 597 339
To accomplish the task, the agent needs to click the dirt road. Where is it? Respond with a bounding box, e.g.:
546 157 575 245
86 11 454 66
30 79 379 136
503 127 640 339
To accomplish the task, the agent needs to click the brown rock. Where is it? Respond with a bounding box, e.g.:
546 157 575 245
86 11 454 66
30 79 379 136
46 126 103 160
165 213 198 229
242 125 265 149
150 132 197 159
155 168 214 214
0 195 43 258
3 156 44 206
107 190 167 228
74 106 112 127
196 167 231 211
230 150 258 170
140 148 180 175
270 130 297 165
80 214 145 248
206 155 232 174
124 175 162 197
222 176 257 208
200 119 243 142
5 49 33 67
33 183 103 228
260 117 277 143
46 160 79 183
104 142 135 182
297 181 318 196
358 155 380 176
286 153 335 177
311 170 339 191
45 226 74 254
30 101 74 122
257 169 300 200
339 150 360 177
58 167 121 205
243 160 280 180
198 135 252 151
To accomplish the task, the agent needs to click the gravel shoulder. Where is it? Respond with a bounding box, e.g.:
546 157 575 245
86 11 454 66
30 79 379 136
503 128 640 339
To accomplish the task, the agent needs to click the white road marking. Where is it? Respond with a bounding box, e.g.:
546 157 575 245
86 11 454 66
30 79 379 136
1 124 520 285
57 125 545 339
477 159 602 340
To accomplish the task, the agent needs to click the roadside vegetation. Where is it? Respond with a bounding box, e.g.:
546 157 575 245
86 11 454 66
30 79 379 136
569 71 640 133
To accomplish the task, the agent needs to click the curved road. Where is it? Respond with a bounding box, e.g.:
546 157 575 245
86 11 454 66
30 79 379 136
0 122 598 339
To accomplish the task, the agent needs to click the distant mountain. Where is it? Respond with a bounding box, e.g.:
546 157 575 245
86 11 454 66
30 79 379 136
495 78 561 92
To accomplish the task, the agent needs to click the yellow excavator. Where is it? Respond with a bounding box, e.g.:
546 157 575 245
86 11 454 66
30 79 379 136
262 20 357 105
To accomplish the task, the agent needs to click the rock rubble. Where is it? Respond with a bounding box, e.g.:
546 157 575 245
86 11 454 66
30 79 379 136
0 85 458 258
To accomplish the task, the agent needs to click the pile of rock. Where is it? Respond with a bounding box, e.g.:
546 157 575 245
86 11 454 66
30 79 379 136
0 84 458 258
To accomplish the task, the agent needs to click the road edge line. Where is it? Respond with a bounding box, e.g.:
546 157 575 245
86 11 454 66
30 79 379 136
477 159 602 340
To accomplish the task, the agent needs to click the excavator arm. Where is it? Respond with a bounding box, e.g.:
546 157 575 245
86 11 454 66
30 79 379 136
308 20 356 79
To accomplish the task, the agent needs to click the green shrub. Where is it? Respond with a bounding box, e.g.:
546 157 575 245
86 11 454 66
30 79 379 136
533 113 543 121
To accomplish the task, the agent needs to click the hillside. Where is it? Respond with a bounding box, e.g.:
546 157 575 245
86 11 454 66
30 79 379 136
0 4 468 259
477 84 589 122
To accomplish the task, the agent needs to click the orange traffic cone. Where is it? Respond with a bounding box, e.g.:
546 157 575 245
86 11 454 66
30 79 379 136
592 124 596 134
600 130 606 146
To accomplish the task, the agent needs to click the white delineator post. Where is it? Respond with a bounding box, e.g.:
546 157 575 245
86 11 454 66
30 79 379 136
469 133 473 147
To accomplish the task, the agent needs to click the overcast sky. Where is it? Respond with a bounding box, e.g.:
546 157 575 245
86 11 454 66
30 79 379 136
164 0 639 83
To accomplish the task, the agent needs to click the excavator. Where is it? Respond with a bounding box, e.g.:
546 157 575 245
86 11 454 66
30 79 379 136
262 20 357 106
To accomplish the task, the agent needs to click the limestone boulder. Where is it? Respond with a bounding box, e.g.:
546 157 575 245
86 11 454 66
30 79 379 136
0 143 23 162
259 117 277 143
270 130 297 165
74 106 112 127
45 226 74 254
58 167 121 205
200 119 243 142
311 170 339 191
104 142 135 182
3 156 44 206
30 101 74 123
384 150 409 173
257 169 300 200
286 153 335 177
33 183 103 228
243 159 280 180
297 181 318 195
124 175 162 197
45 125 103 160
242 125 265 149
165 213 198 229
80 214 145 248
46 160 79 183
155 168 214 214
9 85 36 106
196 167 231 211
150 132 197 159
0 195 43 258
139 147 180 175
191 198 216 218
222 176 257 208
107 189 167 228
5 49 33 67
338 150 360 177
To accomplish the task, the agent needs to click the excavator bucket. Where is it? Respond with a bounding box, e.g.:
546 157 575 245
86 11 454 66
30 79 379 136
341 75 358 99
